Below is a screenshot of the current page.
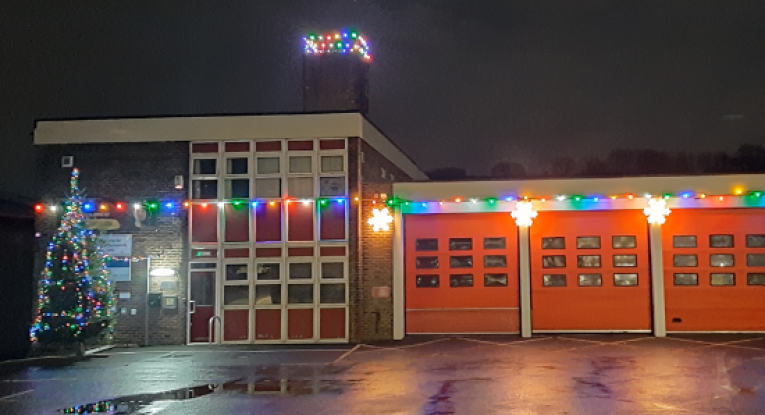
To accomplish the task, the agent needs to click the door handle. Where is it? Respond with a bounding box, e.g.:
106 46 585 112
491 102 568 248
189 300 196 314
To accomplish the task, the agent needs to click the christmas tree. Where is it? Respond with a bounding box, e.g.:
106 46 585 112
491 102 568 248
30 168 117 347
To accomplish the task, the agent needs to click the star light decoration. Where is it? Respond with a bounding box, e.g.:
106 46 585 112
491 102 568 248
644 198 671 225
368 207 393 232
511 201 538 227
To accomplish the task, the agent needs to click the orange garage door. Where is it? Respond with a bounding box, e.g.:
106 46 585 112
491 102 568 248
664 209 765 331
405 213 520 334
530 210 652 332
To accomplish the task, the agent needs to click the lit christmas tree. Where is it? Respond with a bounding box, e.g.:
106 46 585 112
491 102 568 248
30 168 117 349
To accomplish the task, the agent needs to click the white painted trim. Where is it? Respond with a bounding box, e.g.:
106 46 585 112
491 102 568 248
360 118 428 181
533 330 652 333
393 208 405 340
649 223 667 337
518 226 532 338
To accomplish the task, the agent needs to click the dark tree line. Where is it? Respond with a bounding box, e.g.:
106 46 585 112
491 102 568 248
427 144 765 180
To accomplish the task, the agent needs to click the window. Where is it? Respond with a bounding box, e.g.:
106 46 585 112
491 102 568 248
289 156 312 174
321 262 344 279
289 263 312 280
449 238 472 250
710 254 734 267
450 256 473 268
225 179 249 198
579 274 602 287
710 235 734 248
416 275 439 287
255 178 281 198
450 274 474 287
484 255 507 268
484 274 508 287
192 180 218 199
416 256 439 269
255 285 281 305
319 177 346 197
674 273 698 286
543 274 566 287
320 284 346 303
193 159 217 175
746 235 765 248
543 255 566 268
484 237 506 249
614 255 638 267
416 239 438 251
711 273 735 286
256 157 280 175
257 263 280 281
223 286 249 305
613 236 637 249
614 273 638 286
747 254 765 267
542 237 565 249
225 264 248 281
287 285 314 303
578 255 601 268
226 158 248 175
674 255 697 267
673 235 697 248
747 273 765 285
321 156 344 173
577 236 601 249
287 177 313 198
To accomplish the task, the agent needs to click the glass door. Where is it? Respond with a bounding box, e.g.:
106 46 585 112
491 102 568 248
189 270 217 343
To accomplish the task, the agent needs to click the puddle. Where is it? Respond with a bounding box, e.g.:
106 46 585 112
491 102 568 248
59 378 353 413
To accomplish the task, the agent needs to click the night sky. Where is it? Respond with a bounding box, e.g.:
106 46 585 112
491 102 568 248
2 1 764 197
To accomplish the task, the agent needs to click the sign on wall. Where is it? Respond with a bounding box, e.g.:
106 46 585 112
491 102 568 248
100 234 132 282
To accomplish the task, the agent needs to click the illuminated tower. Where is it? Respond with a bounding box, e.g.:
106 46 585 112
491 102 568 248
303 30 371 114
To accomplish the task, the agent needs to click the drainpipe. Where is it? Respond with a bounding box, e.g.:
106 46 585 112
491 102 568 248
144 256 151 346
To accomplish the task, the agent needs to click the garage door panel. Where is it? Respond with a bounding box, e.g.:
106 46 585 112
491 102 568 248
407 309 520 334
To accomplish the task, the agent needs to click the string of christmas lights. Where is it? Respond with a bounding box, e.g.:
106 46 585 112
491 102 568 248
304 30 371 60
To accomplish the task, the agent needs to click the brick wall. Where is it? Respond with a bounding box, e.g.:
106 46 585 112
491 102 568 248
35 142 189 345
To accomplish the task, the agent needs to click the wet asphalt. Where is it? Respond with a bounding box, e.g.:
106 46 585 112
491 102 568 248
2 334 765 414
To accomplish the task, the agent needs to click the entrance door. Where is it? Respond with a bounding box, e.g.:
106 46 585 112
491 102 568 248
189 270 217 343
530 210 652 332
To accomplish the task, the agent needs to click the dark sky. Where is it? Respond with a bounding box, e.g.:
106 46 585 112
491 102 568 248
3 1 765 197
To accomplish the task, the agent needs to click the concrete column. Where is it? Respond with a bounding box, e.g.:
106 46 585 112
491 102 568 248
392 208 405 340
518 226 533 338
649 223 667 337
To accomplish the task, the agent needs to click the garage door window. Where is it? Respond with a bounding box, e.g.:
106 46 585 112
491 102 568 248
416 239 438 251
579 274 602 287
614 273 638 286
543 237 565 249
710 235 734 248
747 254 765 267
614 255 637 267
673 235 697 248
674 254 698 267
484 255 507 267
543 274 566 287
484 274 508 287
578 255 601 267
711 273 735 286
674 273 698 285
746 235 765 248
449 238 472 251
416 275 439 288
484 237 506 249
748 273 765 285
450 274 474 287
543 255 566 268
710 254 734 267
577 236 601 249
450 256 473 268
416 257 439 269
613 236 637 249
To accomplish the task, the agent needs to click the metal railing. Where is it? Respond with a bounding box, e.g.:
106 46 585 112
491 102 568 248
208 315 221 345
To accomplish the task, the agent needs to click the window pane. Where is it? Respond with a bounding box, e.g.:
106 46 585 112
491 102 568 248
255 285 281 305
748 254 765 267
225 264 248 281
674 273 698 286
542 237 565 249
223 286 249 306
747 273 765 285
321 156 344 173
416 275 439 288
192 180 218 199
484 255 507 268
449 238 472 250
289 156 312 173
484 273 508 287
225 179 249 198
321 262 344 279
320 284 346 304
543 274 566 287
484 237 506 249
287 285 314 304
578 255 601 268
614 255 638 267
710 254 734 267
450 274 474 287
257 263 280 281
255 178 281 198
287 177 314 198
450 256 473 268
674 255 697 267
673 235 697 248
190 263 217 269
710 235 734 248
319 177 346 197
289 263 312 279
614 273 638 286
226 158 248 175
543 255 566 268
577 236 601 249
416 239 438 251
711 273 735 286
257 157 280 174
579 274 602 287
416 256 439 269
746 235 765 248
193 159 217 175
613 236 637 249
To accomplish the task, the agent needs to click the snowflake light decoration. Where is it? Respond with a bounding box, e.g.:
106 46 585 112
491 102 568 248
368 208 393 232
511 201 538 227
644 198 671 224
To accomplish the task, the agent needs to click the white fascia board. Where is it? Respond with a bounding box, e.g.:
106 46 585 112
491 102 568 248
34 113 363 145
360 119 428 181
